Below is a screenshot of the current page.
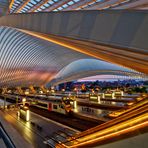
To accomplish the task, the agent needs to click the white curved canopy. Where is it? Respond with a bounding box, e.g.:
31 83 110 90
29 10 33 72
50 59 145 86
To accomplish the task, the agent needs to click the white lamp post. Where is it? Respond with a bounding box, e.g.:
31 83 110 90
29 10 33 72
22 98 26 106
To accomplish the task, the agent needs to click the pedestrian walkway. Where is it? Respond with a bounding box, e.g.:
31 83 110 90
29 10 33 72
0 111 33 148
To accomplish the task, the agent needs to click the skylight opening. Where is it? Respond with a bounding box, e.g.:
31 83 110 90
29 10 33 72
68 1 74 5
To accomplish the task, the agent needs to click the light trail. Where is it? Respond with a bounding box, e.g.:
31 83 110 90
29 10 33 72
57 112 148 147
109 98 148 117
75 112 148 142
69 120 148 147
74 100 147 139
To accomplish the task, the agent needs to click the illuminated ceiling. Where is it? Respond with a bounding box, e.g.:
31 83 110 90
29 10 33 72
0 10 148 74
0 26 145 87
9 0 148 14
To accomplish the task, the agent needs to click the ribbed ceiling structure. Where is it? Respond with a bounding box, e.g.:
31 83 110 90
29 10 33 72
1 10 147 74
0 26 90 87
0 26 146 87
9 0 148 14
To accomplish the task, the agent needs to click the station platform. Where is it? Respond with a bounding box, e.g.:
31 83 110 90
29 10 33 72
72 110 109 122
0 110 33 148
77 99 127 110
0 107 80 148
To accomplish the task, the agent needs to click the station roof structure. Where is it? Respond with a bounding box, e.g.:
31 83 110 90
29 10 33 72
0 1 147 87
49 59 146 86
0 26 146 87
8 0 148 14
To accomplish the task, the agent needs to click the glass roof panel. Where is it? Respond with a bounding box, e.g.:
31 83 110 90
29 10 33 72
53 9 58 11
40 6 46 9
24 5 31 9
68 1 74 5
57 7 63 10
63 4 68 8
44 3 50 7
27 2 34 7
73 0 80 2
37 8 42 11
30 0 37 5
48 1 54 5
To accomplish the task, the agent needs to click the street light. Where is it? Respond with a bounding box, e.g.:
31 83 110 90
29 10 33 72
22 98 26 106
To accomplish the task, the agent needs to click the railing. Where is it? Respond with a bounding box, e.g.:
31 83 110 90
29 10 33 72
54 100 148 147
0 122 16 148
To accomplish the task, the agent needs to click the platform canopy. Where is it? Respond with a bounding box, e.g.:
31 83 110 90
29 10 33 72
49 59 146 86
0 26 146 87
